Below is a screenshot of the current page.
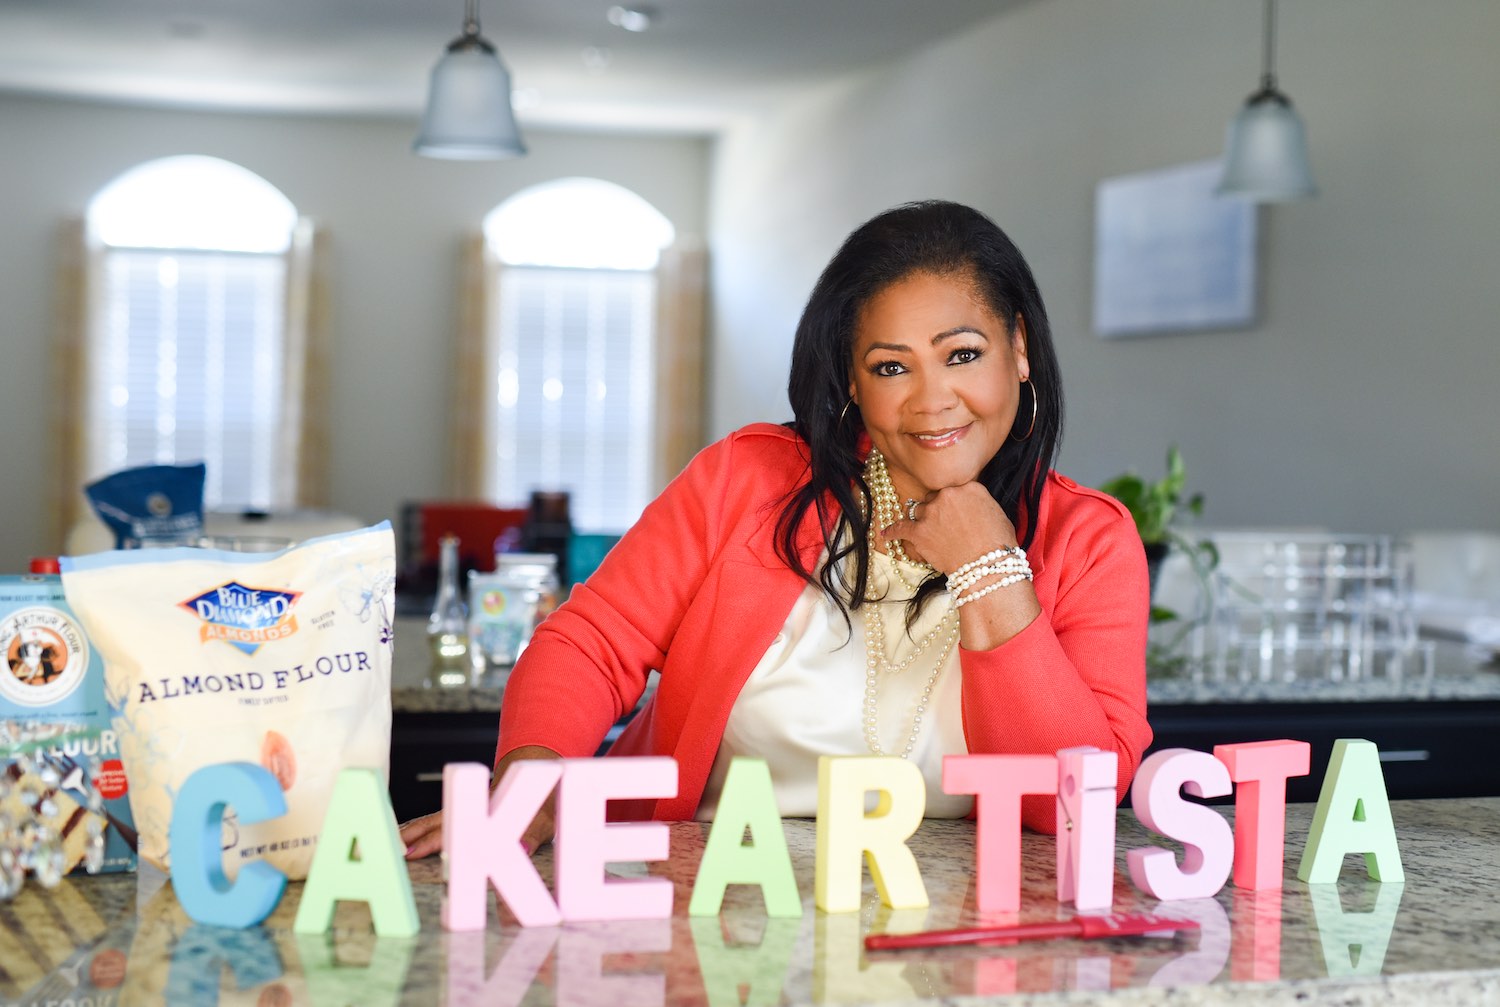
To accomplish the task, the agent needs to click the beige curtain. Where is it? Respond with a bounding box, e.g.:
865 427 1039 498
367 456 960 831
652 238 709 493
449 233 498 500
48 219 92 552
279 217 331 509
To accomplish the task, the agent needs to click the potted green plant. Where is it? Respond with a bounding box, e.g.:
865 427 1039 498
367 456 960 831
1099 448 1221 678
1099 445 1213 595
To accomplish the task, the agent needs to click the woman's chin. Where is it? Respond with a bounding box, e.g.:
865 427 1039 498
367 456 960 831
907 464 984 495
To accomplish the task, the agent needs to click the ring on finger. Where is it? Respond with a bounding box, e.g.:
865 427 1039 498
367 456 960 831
905 498 920 522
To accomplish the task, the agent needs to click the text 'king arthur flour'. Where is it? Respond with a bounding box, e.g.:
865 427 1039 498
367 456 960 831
60 523 395 880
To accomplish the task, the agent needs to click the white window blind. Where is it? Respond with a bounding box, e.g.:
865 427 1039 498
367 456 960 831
492 266 656 532
91 247 287 510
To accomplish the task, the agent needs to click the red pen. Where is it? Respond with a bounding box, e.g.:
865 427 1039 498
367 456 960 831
864 913 1199 951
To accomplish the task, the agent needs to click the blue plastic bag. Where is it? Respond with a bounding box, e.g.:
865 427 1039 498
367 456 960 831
84 463 206 549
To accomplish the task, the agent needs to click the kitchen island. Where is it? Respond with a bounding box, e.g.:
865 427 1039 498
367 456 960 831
4 798 1499 1005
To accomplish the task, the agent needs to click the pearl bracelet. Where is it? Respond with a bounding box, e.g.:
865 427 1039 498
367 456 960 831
950 571 1031 600
948 561 1031 595
953 570 1033 607
949 545 1025 581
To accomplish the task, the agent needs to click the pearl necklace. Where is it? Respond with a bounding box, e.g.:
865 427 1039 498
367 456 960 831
860 448 959 759
863 448 933 594
861 588 959 758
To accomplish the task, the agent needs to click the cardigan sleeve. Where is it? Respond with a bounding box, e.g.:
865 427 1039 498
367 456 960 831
957 482 1152 834
495 427 787 765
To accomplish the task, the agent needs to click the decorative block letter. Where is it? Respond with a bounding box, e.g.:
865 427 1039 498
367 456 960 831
814 756 928 913
442 759 562 930
689 758 802 917
814 905 931 1002
296 932 416 1007
442 929 558 1007
168 761 288 928
1214 739 1311 891
165 925 285 1002
1055 746 1118 911
554 757 678 922
942 753 1058 913
1297 739 1405 884
1127 748 1234 901
1308 880 1405 977
1230 887 1284 982
1146 897 1232 987
690 915 800 1007
293 768 419 937
556 919 672 1007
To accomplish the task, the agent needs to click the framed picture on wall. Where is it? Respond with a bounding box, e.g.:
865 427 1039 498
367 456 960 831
1092 158 1258 339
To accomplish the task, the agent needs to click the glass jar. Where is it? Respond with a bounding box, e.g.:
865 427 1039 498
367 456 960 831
467 553 560 685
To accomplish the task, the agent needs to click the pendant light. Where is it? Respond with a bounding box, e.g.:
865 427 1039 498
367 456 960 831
414 0 527 160
1217 0 1315 201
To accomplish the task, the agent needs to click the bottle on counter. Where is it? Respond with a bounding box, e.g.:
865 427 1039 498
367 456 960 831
522 490 572 586
467 552 560 685
426 534 470 688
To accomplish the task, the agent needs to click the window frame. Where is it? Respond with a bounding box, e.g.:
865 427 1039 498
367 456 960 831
49 158 328 549
447 182 707 529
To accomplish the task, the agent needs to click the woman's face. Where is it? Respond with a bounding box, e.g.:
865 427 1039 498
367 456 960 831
848 270 1029 501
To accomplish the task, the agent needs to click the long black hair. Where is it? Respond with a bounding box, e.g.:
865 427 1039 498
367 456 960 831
774 200 1064 623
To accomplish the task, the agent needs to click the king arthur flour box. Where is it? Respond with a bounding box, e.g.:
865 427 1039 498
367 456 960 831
1 574 138 875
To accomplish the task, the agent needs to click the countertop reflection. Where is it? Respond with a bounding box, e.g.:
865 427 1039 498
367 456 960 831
6 798 1500 1005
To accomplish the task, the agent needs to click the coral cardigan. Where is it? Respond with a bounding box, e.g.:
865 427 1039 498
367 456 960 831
497 423 1151 833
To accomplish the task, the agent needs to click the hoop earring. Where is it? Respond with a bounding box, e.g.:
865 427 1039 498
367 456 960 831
837 397 856 427
1011 380 1037 442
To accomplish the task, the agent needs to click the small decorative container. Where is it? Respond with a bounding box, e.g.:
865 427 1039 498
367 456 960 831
467 553 560 685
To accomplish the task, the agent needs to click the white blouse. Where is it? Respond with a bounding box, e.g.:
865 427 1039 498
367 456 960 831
695 549 974 820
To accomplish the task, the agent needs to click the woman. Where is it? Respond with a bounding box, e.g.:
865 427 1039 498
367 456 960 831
402 200 1150 859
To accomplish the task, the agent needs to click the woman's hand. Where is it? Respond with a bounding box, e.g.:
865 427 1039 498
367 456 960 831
881 482 1041 650
399 745 562 860
880 481 1016 574
398 810 445 860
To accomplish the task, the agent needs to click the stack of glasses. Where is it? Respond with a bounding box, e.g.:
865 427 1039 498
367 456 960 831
1209 534 1432 683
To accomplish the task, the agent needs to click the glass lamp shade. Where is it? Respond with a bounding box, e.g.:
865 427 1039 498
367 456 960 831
413 42 527 160
1217 89 1316 201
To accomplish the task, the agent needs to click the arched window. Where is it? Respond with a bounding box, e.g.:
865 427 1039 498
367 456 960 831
477 179 677 532
81 156 312 511
484 177 675 270
90 156 297 253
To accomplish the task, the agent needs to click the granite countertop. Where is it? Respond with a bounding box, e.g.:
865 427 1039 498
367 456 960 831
5 798 1500 1005
389 615 505 713
389 615 657 717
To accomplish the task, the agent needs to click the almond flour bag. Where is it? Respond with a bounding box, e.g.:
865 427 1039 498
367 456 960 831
59 523 394 880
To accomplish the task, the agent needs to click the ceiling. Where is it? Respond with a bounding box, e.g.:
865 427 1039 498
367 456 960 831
0 0 1019 133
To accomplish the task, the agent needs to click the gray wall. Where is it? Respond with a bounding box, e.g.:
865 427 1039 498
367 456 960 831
707 0 1500 534
0 94 709 570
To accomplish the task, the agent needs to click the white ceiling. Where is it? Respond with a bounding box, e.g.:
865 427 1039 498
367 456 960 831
0 0 1020 133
